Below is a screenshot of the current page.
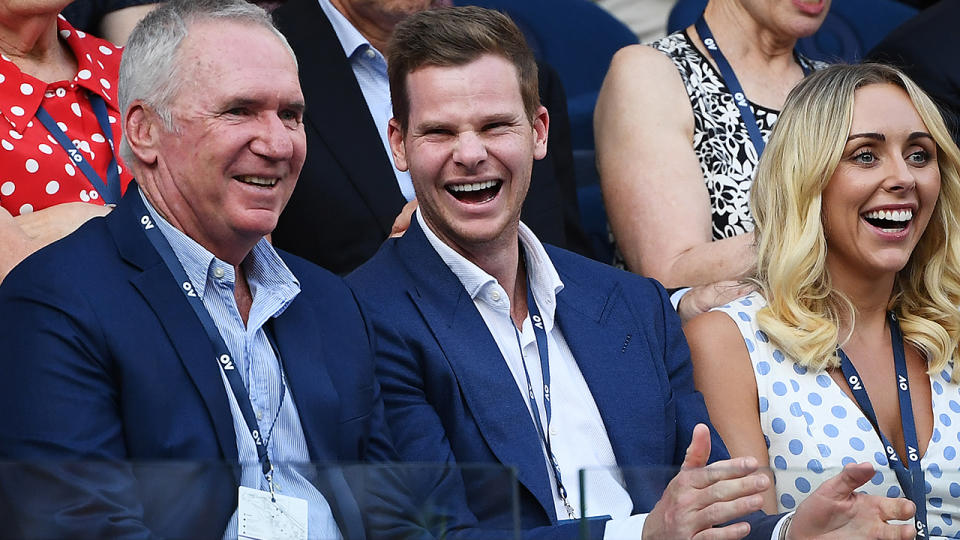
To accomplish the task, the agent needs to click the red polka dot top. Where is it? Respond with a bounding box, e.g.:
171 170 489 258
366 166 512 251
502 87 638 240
0 16 133 217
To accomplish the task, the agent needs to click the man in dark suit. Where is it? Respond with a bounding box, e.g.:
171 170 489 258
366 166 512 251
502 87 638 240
271 0 591 276
0 2 398 537
347 7 917 540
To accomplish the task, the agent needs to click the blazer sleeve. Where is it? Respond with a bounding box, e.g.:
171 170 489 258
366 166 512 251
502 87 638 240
0 269 156 539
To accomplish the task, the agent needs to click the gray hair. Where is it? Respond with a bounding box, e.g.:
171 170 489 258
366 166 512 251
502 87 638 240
118 0 297 164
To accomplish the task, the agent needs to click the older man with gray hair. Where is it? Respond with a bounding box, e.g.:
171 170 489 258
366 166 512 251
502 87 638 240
0 1 396 538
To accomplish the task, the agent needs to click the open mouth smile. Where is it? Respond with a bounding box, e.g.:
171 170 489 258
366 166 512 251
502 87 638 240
446 180 502 204
861 208 913 233
235 175 279 187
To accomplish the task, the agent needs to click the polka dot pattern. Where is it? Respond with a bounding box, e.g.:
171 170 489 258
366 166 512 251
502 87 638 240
0 17 131 216
715 292 960 536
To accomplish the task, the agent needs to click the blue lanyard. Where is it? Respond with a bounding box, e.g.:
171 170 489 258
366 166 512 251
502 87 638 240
837 313 928 538
131 188 286 481
34 92 121 205
694 13 810 158
512 255 576 520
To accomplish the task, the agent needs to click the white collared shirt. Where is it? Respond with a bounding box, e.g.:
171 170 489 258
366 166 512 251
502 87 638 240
417 211 646 537
319 0 415 201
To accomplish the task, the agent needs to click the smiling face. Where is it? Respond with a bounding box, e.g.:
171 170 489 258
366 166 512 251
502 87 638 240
148 20 306 262
822 83 941 285
388 54 548 261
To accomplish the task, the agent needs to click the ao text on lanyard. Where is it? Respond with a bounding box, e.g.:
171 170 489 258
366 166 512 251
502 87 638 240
694 13 811 158
837 312 928 538
34 93 122 205
513 250 577 520
133 189 287 493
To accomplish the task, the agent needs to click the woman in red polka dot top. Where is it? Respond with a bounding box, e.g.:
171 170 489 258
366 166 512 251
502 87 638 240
0 3 133 282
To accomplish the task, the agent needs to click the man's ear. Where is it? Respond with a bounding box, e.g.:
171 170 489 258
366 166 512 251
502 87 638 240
388 117 409 172
532 105 549 161
124 101 162 166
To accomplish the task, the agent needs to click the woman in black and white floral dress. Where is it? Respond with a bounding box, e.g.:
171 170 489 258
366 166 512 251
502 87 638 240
595 0 828 320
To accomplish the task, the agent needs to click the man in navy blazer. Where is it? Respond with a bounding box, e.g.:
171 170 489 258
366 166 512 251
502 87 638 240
270 0 592 276
347 7 917 540
0 2 400 538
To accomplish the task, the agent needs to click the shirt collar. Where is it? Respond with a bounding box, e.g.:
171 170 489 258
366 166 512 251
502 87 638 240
417 210 564 327
319 0 374 59
0 16 122 132
139 189 301 315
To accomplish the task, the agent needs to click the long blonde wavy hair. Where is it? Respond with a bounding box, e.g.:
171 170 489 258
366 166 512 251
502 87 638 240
751 63 960 378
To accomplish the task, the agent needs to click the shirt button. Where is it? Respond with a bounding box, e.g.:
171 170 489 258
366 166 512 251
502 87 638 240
364 48 376 59
213 267 225 279
550 427 558 437
274 483 282 492
256 410 263 420
490 290 501 302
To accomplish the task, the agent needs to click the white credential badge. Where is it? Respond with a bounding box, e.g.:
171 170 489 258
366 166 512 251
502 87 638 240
237 486 308 540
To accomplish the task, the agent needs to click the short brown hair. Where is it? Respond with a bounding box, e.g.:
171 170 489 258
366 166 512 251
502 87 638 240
387 6 540 132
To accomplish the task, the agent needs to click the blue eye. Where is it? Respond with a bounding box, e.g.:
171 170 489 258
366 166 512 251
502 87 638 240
852 150 876 164
907 149 930 165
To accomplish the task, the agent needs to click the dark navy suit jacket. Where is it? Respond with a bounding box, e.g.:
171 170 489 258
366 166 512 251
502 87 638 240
0 186 395 539
347 219 779 540
271 0 592 275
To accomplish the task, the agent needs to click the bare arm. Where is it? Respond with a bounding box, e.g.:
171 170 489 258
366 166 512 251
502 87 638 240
685 310 778 514
594 44 755 289
97 4 160 45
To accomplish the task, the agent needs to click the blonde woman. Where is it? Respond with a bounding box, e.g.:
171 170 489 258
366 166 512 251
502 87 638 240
686 63 960 538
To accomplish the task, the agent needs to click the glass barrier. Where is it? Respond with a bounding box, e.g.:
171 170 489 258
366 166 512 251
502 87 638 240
0 461 520 540
578 465 960 539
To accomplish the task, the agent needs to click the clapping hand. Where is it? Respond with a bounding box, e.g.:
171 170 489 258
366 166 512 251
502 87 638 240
787 462 916 540
643 424 769 540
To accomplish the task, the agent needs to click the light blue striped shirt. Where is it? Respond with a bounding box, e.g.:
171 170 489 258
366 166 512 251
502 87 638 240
141 192 343 540
319 0 416 202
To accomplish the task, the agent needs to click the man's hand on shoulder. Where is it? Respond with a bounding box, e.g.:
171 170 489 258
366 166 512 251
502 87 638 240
642 423 768 540
786 462 915 540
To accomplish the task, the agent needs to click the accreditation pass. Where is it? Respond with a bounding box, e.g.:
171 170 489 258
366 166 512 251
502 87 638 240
238 486 308 540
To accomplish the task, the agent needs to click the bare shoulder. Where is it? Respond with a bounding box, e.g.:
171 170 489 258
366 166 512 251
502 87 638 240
596 43 692 142
684 310 743 348
602 43 686 97
684 309 754 384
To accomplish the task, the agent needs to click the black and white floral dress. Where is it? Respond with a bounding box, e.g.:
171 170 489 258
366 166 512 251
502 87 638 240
652 30 823 239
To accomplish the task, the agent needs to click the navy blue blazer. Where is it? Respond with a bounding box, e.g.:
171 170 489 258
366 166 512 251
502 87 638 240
347 219 779 540
0 187 395 539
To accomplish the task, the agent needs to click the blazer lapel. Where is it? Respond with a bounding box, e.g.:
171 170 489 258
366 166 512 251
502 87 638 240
273 0 406 235
552 266 671 509
110 186 239 466
395 221 558 520
269 299 339 461
271 299 368 540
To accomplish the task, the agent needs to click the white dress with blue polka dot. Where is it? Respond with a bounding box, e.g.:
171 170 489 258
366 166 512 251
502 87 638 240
715 292 960 538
